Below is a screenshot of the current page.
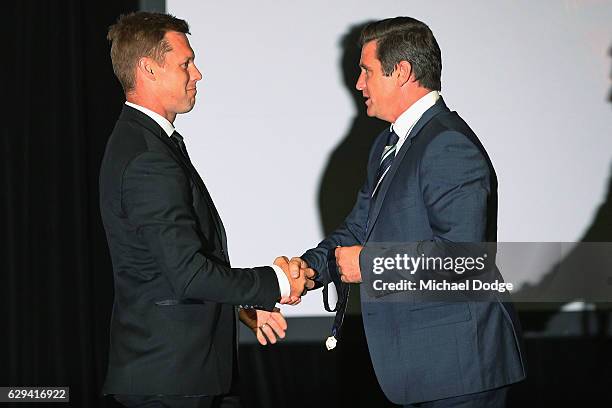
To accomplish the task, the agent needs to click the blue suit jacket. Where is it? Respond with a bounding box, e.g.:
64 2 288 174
303 98 526 404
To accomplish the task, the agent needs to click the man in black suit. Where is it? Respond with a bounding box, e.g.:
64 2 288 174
100 12 312 408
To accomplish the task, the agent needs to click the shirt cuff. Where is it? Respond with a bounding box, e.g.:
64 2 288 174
271 265 290 299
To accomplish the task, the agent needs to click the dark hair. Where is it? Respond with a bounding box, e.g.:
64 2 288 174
107 12 190 92
359 17 442 91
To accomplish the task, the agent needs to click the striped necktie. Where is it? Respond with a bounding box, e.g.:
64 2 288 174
371 129 400 198
366 129 400 233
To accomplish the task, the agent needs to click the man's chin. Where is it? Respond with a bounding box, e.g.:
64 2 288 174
179 101 196 114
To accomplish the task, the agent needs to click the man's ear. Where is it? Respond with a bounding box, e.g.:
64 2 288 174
137 57 156 81
395 60 413 87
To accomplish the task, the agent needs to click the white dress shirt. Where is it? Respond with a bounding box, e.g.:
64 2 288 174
390 90 440 156
125 101 175 137
124 101 290 300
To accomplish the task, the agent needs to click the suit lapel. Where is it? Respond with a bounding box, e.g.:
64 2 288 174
163 138 229 256
121 106 229 256
168 142 229 257
365 98 450 242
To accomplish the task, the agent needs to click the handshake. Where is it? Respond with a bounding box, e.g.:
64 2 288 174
273 256 317 305
273 246 364 305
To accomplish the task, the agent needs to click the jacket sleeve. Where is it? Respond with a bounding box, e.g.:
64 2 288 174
121 151 279 310
301 131 386 285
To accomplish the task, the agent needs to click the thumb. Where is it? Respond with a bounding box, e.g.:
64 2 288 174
274 256 289 267
288 258 302 278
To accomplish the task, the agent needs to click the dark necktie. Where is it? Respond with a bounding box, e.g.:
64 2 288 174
366 129 400 231
326 129 400 351
371 129 400 198
171 130 191 161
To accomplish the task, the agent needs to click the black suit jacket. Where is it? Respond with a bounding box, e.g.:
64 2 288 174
99 105 280 396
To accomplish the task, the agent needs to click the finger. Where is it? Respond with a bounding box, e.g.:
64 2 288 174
290 257 308 268
303 267 316 279
279 296 291 304
266 317 286 338
270 309 287 328
274 256 289 267
284 295 301 305
288 258 302 278
340 275 348 283
270 311 288 331
256 327 268 345
261 324 277 344
305 279 316 290
335 249 343 274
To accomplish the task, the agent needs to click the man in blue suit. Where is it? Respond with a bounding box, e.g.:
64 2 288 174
289 17 526 407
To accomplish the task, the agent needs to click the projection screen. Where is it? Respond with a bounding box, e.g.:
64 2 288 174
166 0 612 317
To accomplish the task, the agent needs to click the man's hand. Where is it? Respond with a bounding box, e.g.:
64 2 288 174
335 245 363 283
274 256 315 305
287 256 318 304
288 257 317 280
239 307 287 345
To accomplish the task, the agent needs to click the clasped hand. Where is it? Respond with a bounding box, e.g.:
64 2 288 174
274 256 316 305
274 245 363 305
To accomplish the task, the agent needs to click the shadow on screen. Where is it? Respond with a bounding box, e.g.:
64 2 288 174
608 46 612 103
317 21 387 238
315 21 400 408
513 43 612 337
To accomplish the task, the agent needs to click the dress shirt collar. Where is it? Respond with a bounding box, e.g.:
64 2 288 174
125 101 175 137
391 90 440 144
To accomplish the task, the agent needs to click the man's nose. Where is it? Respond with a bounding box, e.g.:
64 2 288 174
355 71 365 91
192 64 203 81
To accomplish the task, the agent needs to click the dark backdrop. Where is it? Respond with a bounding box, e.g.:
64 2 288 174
4 1 138 407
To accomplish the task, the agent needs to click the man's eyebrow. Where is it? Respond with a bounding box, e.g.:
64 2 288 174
359 63 370 70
